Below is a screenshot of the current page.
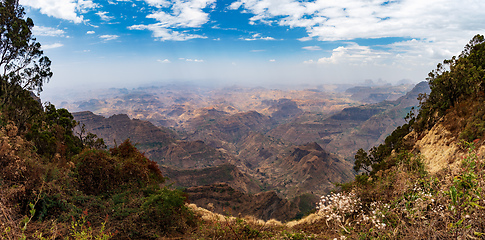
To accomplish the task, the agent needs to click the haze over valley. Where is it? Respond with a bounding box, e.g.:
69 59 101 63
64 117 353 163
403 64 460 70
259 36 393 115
3 0 485 238
52 81 429 219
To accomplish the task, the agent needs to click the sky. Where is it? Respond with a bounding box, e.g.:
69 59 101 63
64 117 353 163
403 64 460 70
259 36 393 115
19 0 485 99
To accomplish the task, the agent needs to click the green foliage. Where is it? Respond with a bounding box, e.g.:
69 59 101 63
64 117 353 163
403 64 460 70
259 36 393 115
0 84 43 131
140 187 193 234
73 149 118 195
69 210 113 240
457 102 485 141
283 230 315 240
0 0 52 103
21 103 83 159
396 152 426 177
353 122 413 175
415 34 485 132
446 141 482 213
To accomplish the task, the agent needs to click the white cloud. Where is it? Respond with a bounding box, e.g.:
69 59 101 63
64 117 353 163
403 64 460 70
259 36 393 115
302 46 321 51
158 59 171 63
20 0 98 23
129 24 206 41
304 40 456 69
231 0 485 68
241 33 276 41
99 35 119 41
146 0 216 28
230 0 485 42
96 11 114 21
185 59 204 62
305 43 390 65
129 0 215 41
143 0 170 8
42 43 64 49
87 31 96 34
269 59 276 62
32 26 65 37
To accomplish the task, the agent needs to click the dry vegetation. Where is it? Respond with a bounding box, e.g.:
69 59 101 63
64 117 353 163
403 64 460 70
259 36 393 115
174 141 483 239
1 2 485 237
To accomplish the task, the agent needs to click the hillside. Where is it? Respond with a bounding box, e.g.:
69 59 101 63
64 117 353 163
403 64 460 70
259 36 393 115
268 81 430 160
4 1 485 239
69 81 426 213
73 110 354 200
162 164 262 194
172 34 485 239
176 33 485 240
72 111 175 148
72 111 245 170
185 183 300 221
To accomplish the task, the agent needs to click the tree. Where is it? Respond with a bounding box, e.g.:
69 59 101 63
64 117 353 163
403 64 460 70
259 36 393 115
0 0 52 105
415 34 485 132
353 148 371 173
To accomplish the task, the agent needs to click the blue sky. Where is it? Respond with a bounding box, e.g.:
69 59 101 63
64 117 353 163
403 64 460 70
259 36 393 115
20 0 485 99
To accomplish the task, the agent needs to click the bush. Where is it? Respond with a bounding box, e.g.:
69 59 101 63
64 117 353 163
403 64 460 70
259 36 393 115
73 140 164 196
109 139 164 184
415 34 485 133
73 149 117 195
141 187 194 235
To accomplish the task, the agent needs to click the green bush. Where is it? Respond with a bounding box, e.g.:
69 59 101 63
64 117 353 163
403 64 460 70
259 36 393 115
415 34 485 132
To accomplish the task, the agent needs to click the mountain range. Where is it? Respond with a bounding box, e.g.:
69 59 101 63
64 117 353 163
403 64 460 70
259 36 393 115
69 82 429 220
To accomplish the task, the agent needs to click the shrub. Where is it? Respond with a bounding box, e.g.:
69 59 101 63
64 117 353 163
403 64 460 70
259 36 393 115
109 139 164 184
73 139 164 196
415 34 485 133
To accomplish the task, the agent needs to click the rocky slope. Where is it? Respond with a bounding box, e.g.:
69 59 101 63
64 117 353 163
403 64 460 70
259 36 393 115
268 82 430 160
325 81 431 159
162 164 262 194
73 109 355 199
255 142 354 198
184 183 300 221
69 83 424 221
72 111 175 148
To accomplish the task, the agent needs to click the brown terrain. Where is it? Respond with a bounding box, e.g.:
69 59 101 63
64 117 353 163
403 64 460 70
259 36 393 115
67 83 428 220
185 183 300 221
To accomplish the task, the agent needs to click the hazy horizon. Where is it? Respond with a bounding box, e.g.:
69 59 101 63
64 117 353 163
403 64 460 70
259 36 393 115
22 0 485 103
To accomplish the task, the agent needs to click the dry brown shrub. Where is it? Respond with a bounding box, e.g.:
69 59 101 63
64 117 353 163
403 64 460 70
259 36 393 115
0 195 21 240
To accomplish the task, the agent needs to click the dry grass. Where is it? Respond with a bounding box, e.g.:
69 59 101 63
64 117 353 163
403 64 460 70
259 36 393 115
0 196 20 240
185 142 485 239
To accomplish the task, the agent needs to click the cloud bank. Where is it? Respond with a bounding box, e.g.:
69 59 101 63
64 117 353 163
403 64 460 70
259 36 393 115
129 0 216 41
21 0 98 23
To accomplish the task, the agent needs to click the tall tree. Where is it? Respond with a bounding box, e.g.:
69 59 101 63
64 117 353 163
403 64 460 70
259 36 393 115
0 0 52 105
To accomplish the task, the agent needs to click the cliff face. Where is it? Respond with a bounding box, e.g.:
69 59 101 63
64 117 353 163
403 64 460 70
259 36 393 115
255 142 354 198
409 107 485 174
185 183 300 221
72 111 246 172
72 111 175 148
268 82 430 160
70 83 426 219
162 164 262 194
